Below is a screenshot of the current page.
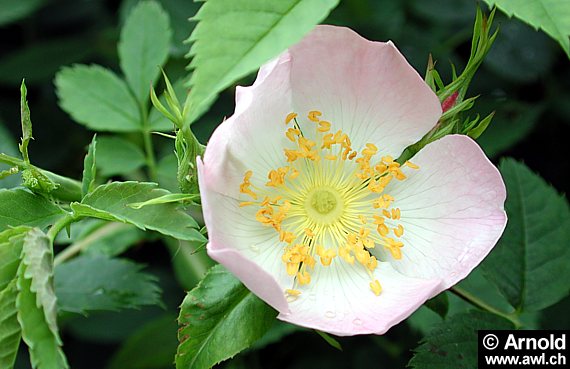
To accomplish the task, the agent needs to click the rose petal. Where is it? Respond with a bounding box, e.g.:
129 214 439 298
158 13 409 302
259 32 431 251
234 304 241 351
278 261 441 336
376 135 507 292
288 25 442 157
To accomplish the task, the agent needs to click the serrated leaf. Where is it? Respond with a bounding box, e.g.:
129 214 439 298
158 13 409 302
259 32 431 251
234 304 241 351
107 314 177 369
0 280 21 369
119 0 172 104
482 159 570 312
408 311 514 369
82 135 97 198
96 136 146 177
70 182 204 242
176 265 277 369
484 0 570 58
0 188 64 231
55 65 141 132
16 228 68 369
185 0 340 123
0 227 27 290
55 255 161 314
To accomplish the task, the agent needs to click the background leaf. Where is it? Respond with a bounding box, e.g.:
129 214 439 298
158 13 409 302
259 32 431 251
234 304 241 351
106 314 177 369
16 228 68 369
0 188 64 231
185 0 340 123
482 159 570 312
96 136 146 177
55 254 161 314
0 0 46 26
0 121 20 189
176 265 277 369
118 0 172 104
408 311 515 369
55 65 141 132
484 0 570 57
81 135 97 198
70 181 204 242
0 280 20 369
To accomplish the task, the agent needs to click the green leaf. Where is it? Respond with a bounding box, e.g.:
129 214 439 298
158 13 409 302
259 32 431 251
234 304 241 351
19 80 32 163
82 135 97 198
96 136 146 177
176 265 277 369
119 0 172 104
477 101 543 158
0 280 21 369
185 0 340 123
482 159 570 312
484 0 570 58
0 188 65 231
16 228 69 369
55 255 161 314
0 0 46 26
409 311 514 369
70 181 204 242
149 78 187 131
251 320 301 350
128 193 199 209
107 314 177 369
315 330 342 351
55 65 141 132
156 153 178 192
424 292 449 319
0 227 27 290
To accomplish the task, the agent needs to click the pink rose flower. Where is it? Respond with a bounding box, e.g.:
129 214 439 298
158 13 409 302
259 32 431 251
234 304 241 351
198 25 507 336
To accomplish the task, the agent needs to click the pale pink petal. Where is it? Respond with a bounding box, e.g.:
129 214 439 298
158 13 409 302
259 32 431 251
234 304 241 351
376 135 507 293
200 53 293 198
288 25 442 157
199 159 290 312
278 261 441 336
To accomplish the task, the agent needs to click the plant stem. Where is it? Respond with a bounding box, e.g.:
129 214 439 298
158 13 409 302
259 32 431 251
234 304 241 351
451 286 522 328
141 108 158 182
54 222 128 266
47 213 76 244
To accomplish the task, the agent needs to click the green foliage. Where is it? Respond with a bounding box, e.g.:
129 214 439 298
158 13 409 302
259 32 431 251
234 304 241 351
119 1 172 105
55 65 141 132
107 314 178 369
82 135 97 198
76 222 147 258
19 81 32 164
0 188 64 231
96 136 146 177
16 228 68 369
482 159 570 312
0 280 20 369
54 255 161 314
128 193 199 209
424 292 449 319
185 0 340 124
0 122 20 189
315 330 342 351
485 0 570 57
0 0 45 26
477 101 543 158
70 181 204 242
409 311 515 369
176 265 277 369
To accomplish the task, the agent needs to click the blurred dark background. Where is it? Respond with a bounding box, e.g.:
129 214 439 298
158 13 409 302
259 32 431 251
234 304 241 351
0 0 568 368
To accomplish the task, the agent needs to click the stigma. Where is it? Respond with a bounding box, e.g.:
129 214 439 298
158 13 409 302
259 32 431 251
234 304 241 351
238 111 419 297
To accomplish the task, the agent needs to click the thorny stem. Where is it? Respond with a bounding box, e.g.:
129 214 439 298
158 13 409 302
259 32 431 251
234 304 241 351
451 286 522 328
47 213 76 244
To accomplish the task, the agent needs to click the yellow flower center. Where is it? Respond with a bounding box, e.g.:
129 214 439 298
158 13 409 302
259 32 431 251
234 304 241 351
238 111 420 298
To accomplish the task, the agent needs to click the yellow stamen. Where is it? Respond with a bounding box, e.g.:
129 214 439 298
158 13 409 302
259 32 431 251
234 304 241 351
370 280 382 296
285 112 298 124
